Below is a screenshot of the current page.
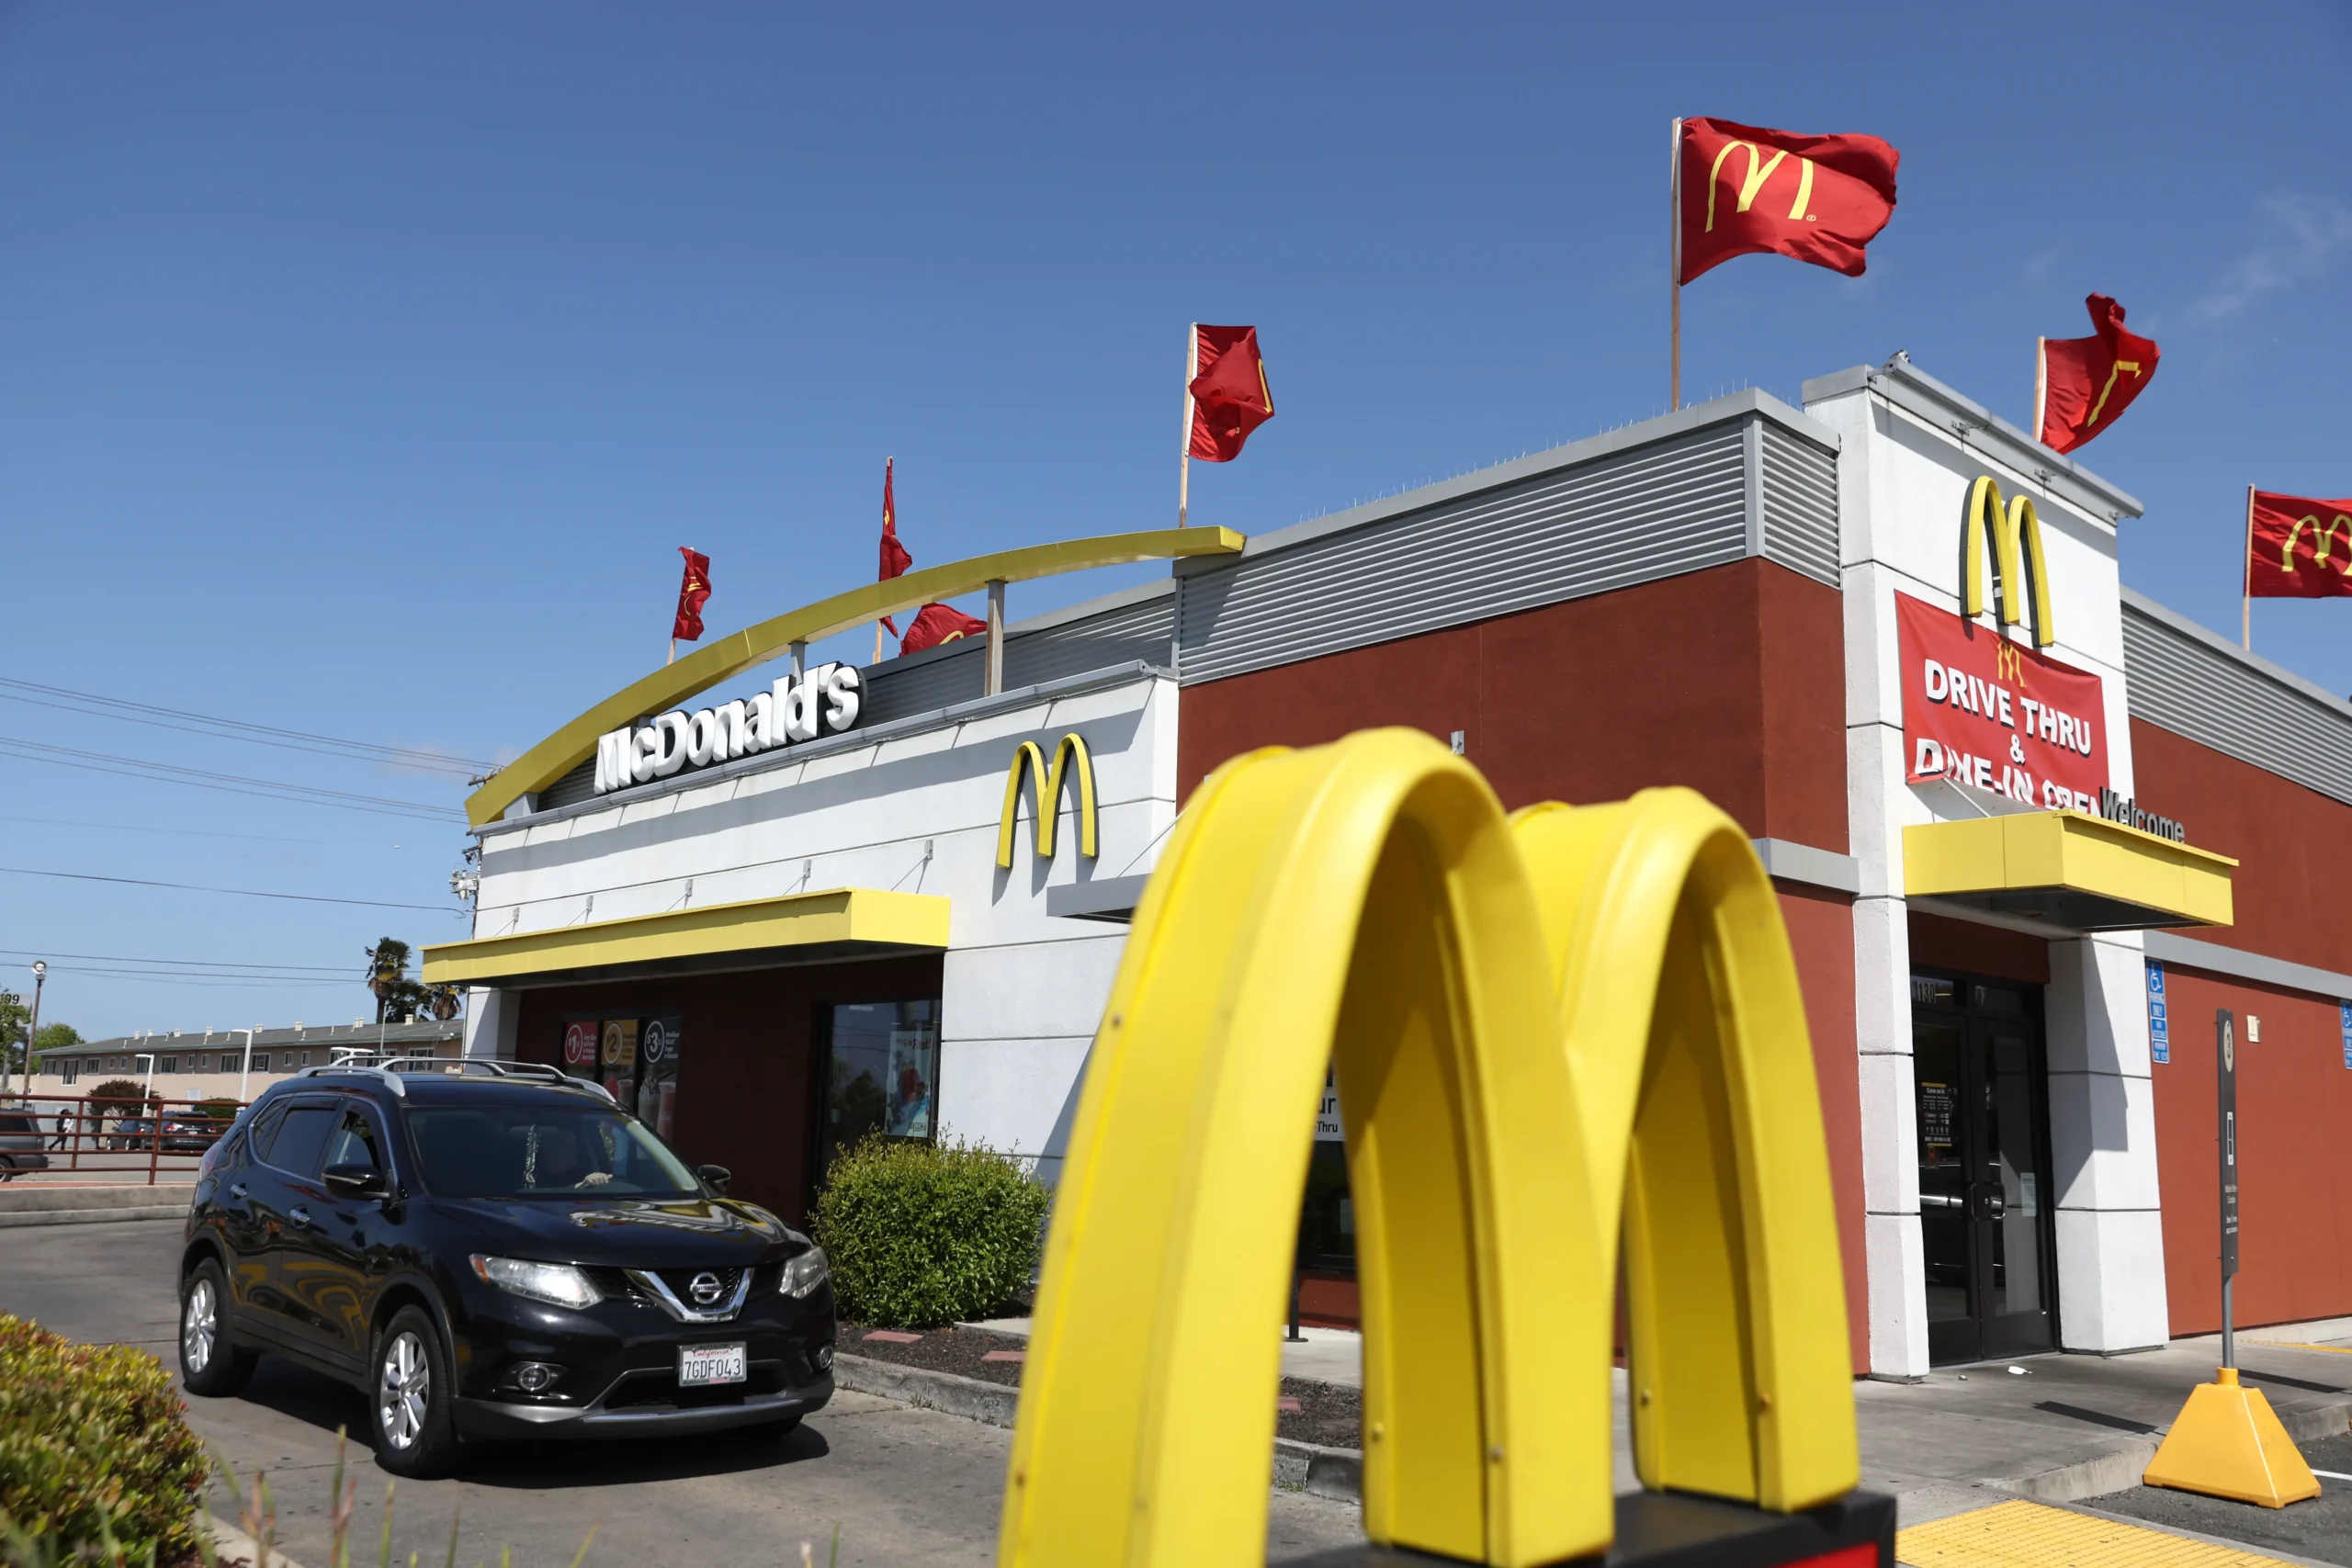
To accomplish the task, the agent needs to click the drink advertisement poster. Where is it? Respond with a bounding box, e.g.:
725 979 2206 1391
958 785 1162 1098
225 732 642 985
1895 592 2109 809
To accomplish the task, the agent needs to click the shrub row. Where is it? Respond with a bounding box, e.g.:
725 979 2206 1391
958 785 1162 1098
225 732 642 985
0 1314 209 1565
813 1136 1048 1328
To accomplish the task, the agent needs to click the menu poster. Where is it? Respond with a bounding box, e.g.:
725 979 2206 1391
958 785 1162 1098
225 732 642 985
560 1021 598 1080
601 1019 639 1111
886 1028 934 1138
640 1016 684 1143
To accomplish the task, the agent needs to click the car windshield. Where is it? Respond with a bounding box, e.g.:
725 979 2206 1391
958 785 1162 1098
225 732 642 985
404 1101 700 1199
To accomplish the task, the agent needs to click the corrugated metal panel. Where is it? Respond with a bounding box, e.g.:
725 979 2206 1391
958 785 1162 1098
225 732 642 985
858 591 1174 728
1176 423 1750 683
862 644 983 725
1759 424 1840 584
537 758 597 811
2124 602 2352 807
1004 590 1173 688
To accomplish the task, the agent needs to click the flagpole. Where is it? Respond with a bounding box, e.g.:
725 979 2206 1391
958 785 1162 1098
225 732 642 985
1669 118 1683 412
1178 324 1198 528
2242 484 2256 650
667 639 675 666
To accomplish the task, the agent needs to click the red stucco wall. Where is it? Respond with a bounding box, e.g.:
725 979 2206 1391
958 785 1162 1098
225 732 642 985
2130 718 2352 1333
2149 965 2352 1335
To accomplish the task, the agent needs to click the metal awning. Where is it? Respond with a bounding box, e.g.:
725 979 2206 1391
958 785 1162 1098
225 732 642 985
1904 811 2234 932
421 887 951 989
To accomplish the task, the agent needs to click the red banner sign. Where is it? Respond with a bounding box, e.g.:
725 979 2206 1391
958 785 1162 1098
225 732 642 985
1896 592 2109 809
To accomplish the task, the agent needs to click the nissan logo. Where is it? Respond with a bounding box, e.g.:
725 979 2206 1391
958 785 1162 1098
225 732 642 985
688 1271 724 1307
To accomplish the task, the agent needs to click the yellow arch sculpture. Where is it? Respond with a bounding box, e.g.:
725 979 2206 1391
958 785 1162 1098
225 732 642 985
463 526 1243 827
997 728 1855 1568
996 734 1098 868
1962 475 2055 649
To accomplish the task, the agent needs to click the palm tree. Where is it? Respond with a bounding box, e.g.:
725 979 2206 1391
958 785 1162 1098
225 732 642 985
364 938 413 1024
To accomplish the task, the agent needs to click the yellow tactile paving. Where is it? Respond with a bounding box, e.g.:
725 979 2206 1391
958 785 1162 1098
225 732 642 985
1897 1499 2302 1568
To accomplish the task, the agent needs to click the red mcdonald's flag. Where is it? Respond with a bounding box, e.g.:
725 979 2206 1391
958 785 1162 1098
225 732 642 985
878 458 911 636
1676 117 1899 285
1188 325 1274 462
2248 491 2352 599
2035 295 2159 456
672 547 712 642
900 602 988 655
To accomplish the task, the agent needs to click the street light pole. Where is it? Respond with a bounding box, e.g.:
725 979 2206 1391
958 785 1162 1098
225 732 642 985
0 961 39 1100
238 1026 257 1103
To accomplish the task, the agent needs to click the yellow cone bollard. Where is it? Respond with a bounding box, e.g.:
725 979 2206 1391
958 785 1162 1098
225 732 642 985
2142 1367 2320 1508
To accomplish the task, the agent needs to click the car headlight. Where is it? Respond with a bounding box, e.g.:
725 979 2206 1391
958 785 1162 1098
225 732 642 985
779 1246 830 1299
470 1255 601 1309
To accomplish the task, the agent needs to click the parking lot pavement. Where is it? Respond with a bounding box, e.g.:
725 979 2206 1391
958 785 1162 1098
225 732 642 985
0 1220 1366 1566
2083 1428 2352 1566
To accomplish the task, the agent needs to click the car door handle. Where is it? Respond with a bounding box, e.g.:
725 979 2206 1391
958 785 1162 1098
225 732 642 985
288 1207 311 1228
229 1183 248 1200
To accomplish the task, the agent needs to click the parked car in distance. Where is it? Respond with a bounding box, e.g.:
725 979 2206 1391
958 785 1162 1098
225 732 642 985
177 1062 835 1478
0 1110 51 1179
159 1114 229 1154
107 1117 158 1151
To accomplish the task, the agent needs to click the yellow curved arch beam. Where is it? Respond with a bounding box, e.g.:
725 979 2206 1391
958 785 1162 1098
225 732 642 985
996 734 1099 868
1513 791 1857 1511
1000 729 1611 1568
465 526 1243 827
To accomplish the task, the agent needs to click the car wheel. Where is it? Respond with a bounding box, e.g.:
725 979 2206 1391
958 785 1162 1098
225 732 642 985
372 1306 460 1478
0 1156 16 1182
179 1259 257 1396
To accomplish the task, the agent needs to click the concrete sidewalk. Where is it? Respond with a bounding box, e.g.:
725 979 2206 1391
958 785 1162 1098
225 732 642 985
0 1182 193 1226
971 1314 2352 1514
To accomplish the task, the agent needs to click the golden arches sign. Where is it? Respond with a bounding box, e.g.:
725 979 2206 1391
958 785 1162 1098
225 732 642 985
998 728 1859 1567
1962 474 2055 649
996 734 1097 868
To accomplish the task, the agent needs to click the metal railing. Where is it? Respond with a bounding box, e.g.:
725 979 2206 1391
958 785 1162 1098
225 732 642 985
0 1092 247 1184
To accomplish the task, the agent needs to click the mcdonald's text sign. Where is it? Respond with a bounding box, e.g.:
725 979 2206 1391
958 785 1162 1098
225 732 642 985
1897 592 2108 809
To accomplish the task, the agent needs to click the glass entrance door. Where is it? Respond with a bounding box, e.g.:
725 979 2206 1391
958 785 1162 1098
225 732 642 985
1912 975 2056 1365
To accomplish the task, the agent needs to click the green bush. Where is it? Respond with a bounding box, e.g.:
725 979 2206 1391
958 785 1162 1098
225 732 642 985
0 1314 209 1565
813 1137 1049 1328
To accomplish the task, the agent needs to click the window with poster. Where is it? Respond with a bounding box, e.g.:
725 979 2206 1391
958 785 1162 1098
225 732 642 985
818 999 941 1173
556 1014 686 1146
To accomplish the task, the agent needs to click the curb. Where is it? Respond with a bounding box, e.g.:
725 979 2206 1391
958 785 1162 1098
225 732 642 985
1994 1393 2352 1503
830 1353 1364 1506
209 1509 301 1568
0 1206 189 1228
0 1184 193 1227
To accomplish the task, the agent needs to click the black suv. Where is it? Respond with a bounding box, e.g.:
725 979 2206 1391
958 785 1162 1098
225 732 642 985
176 1062 834 1476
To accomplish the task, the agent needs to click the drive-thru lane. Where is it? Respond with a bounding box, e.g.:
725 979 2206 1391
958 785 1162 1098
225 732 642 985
0 1218 1364 1566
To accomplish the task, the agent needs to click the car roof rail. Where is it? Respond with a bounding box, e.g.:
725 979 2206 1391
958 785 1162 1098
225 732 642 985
292 1064 406 1099
367 1056 618 1106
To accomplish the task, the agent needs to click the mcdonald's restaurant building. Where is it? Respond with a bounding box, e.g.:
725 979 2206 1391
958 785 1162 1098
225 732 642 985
428 352 2352 1379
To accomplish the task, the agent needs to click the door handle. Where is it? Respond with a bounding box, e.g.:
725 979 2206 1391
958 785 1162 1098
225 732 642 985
1973 1185 2007 1221
229 1183 248 1201
288 1207 311 1228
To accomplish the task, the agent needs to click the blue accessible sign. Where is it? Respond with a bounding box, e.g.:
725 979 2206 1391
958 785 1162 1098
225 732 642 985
2340 1000 2352 1071
2147 962 2170 1066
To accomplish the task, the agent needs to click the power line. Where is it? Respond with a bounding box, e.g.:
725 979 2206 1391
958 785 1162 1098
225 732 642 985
0 948 352 974
0 676 496 775
0 737 467 823
0 864 459 913
13 965 360 987
0 814 351 846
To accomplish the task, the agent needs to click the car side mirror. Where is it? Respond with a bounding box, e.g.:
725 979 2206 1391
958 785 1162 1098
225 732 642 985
322 1163 390 1200
696 1164 732 1196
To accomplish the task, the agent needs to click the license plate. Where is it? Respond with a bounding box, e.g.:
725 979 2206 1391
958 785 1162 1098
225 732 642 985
678 1343 747 1387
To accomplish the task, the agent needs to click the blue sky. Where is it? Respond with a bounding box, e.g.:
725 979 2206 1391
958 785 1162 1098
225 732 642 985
3 4 2347 1039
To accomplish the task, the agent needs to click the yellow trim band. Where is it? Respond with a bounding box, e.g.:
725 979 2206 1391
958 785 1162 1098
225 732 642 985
419 887 950 986
466 527 1244 828
1905 810 2235 929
